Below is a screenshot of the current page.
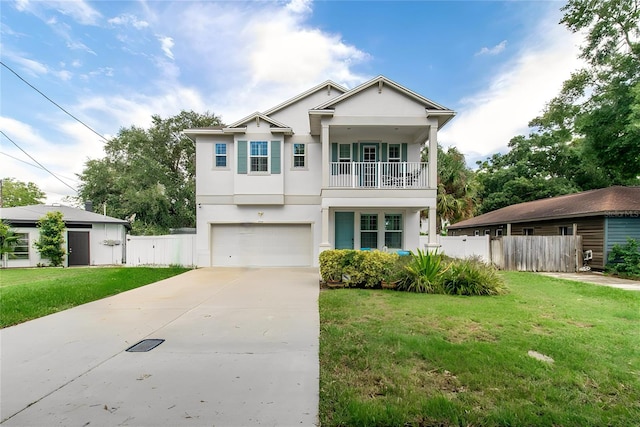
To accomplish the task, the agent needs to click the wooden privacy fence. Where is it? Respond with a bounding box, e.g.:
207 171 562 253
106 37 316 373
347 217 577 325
491 236 582 272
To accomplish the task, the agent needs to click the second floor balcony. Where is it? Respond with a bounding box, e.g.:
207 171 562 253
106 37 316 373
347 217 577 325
329 162 429 189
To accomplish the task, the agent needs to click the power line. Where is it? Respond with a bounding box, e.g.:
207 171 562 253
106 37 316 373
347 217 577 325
0 151 80 182
0 61 109 143
0 131 77 194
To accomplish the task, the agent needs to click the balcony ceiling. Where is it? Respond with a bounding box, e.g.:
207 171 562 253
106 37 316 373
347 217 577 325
330 125 427 142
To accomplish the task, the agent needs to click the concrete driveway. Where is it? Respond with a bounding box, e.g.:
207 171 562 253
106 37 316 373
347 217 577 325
0 267 320 426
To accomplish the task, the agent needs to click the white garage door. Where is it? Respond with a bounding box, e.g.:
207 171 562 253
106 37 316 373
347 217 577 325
211 223 312 267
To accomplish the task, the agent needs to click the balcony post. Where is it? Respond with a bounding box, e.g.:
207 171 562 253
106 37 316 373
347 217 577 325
428 123 438 188
322 123 330 188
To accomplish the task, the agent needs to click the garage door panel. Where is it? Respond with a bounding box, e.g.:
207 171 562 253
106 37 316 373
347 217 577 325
211 224 312 267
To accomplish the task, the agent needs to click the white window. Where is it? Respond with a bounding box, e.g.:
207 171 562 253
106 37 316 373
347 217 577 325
385 214 402 249
495 229 503 236
484 229 491 236
388 144 401 163
215 143 227 168
11 233 29 260
360 214 378 249
339 144 351 162
293 143 306 168
474 230 480 236
250 141 268 172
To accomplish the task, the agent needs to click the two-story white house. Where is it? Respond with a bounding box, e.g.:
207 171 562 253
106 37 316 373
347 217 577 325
185 75 455 267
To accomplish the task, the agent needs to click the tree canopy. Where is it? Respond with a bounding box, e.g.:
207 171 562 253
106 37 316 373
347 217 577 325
474 0 640 214
76 110 223 235
1 178 46 207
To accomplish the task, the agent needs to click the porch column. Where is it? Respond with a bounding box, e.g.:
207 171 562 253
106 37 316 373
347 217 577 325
321 123 330 188
427 206 438 250
428 122 438 189
319 207 331 252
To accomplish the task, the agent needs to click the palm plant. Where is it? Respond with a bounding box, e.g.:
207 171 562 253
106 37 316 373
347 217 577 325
0 221 19 268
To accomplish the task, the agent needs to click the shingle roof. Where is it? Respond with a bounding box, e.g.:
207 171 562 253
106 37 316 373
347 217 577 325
449 186 640 229
0 204 131 229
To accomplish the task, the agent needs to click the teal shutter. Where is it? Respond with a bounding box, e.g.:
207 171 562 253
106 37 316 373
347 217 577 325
352 143 358 161
331 143 338 162
401 143 408 162
381 143 388 161
237 141 247 174
271 141 281 174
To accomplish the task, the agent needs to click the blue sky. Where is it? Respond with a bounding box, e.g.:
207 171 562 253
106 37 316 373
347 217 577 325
1 0 583 203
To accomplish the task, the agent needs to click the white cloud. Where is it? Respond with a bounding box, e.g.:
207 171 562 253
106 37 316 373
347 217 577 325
14 56 48 76
439 9 583 165
157 36 174 60
108 14 149 29
167 1 369 121
475 40 507 56
14 0 101 26
286 0 313 14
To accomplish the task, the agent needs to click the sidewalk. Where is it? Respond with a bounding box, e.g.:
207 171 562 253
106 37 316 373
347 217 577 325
0 267 320 426
538 271 640 291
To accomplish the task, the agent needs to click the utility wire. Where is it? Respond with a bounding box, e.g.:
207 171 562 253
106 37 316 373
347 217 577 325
0 131 77 193
0 151 80 182
1 61 109 143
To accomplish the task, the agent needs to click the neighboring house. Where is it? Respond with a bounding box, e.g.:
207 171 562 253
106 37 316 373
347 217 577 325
185 75 455 267
447 186 640 270
0 204 130 267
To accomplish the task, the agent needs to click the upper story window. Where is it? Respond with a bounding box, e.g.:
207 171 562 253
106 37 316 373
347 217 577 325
215 143 227 167
388 144 401 163
293 143 306 168
250 141 268 172
339 144 351 162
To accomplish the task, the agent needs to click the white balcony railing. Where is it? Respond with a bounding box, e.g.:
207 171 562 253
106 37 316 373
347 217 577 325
329 162 429 188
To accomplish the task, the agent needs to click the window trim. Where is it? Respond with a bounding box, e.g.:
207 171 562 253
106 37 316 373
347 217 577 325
214 143 228 169
495 229 503 236
10 232 29 260
249 140 269 174
388 144 401 163
360 213 378 249
384 213 403 249
292 143 307 170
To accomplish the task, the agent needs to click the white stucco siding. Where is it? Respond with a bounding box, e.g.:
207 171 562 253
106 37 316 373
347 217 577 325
195 204 322 267
195 135 235 196
283 136 322 195
269 88 342 134
333 85 427 117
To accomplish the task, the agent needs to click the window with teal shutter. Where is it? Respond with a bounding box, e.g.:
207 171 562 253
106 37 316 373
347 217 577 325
237 141 247 174
271 141 281 174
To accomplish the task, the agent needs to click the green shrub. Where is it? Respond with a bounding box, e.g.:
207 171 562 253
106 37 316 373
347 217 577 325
319 250 344 282
606 238 640 279
396 249 445 293
319 249 401 288
440 258 506 296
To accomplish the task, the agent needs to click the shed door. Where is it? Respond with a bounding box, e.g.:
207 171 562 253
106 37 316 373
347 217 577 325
68 231 90 266
211 224 312 267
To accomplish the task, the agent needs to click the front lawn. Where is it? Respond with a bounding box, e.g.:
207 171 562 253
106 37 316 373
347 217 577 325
320 271 640 426
0 267 190 328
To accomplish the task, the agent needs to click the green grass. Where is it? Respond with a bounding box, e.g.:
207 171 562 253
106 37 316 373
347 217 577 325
0 267 190 328
320 271 640 427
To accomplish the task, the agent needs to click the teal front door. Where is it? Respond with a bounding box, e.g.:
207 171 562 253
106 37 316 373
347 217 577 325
335 212 354 249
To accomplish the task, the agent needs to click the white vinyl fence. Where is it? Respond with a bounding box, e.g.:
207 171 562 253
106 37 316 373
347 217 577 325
418 235 491 262
126 234 196 267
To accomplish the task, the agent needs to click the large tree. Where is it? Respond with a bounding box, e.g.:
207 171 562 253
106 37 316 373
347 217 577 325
424 146 477 232
475 0 640 213
1 178 46 207
77 110 223 235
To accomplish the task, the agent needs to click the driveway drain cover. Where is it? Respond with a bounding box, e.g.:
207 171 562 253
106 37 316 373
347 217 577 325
126 339 165 352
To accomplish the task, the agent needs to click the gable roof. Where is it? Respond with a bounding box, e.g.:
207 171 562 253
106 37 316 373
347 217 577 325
0 204 131 229
262 80 348 116
311 75 456 128
449 186 640 229
226 112 293 132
